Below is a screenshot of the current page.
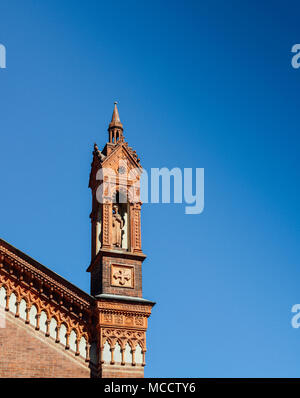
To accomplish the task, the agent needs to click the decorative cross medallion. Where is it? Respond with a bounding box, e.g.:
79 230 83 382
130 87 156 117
113 269 131 285
111 265 133 288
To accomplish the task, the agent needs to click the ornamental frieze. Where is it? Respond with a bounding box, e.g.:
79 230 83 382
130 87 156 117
0 244 92 309
97 300 152 315
101 327 146 350
100 311 145 329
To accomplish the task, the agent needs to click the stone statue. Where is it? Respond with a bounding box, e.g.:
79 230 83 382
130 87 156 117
112 205 124 248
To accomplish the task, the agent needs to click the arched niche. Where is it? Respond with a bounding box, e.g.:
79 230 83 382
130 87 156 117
125 342 132 364
40 311 47 333
69 329 77 352
19 299 27 320
112 190 130 250
0 286 6 309
8 292 17 314
103 341 111 363
135 344 143 364
59 323 67 346
29 305 37 327
114 342 122 363
49 318 57 339
79 336 87 358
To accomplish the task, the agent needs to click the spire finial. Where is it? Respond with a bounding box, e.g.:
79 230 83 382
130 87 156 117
108 102 124 143
110 101 122 126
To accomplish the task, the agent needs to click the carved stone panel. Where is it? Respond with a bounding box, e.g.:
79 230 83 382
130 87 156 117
111 265 134 288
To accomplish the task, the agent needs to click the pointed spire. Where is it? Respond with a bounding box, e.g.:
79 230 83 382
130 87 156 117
108 102 124 144
109 102 123 130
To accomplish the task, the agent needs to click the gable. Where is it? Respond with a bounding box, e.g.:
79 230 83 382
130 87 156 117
101 143 142 173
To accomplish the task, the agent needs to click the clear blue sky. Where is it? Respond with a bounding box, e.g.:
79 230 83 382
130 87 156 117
1 0 300 377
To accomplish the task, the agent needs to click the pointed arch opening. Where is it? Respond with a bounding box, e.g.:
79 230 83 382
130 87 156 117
49 317 57 339
112 190 130 250
59 323 67 346
8 292 17 314
125 342 132 364
79 336 87 358
19 298 27 320
103 340 111 363
114 342 122 363
135 344 143 365
39 311 47 333
69 329 77 352
29 305 37 327
0 286 6 309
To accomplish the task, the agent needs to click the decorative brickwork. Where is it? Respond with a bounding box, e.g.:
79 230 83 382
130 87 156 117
0 103 154 378
88 103 155 378
0 311 90 378
0 239 95 377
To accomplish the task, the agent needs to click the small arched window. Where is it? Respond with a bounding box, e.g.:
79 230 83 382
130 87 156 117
19 299 27 320
40 311 47 333
8 292 17 314
114 342 122 363
103 341 111 363
125 342 132 364
29 305 37 327
79 336 87 358
0 286 6 309
135 344 143 364
49 318 57 339
69 329 77 352
59 323 67 346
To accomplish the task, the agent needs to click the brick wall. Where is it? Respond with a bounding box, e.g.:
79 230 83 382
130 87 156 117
101 363 144 378
101 256 143 297
0 312 90 378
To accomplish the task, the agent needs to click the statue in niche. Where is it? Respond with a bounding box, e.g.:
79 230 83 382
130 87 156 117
112 204 124 248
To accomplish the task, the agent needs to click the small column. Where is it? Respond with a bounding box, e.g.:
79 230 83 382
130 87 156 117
5 294 9 311
65 332 70 349
35 313 40 330
15 300 20 318
45 319 50 336
110 346 115 365
55 325 60 343
25 306 30 324
132 348 136 366
75 341 80 356
121 348 125 366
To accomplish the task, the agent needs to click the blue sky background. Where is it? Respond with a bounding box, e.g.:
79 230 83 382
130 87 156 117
1 0 300 377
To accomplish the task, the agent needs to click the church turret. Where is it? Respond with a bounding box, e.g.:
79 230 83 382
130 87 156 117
87 103 155 378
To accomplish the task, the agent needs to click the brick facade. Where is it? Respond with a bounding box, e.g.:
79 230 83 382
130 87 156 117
90 253 144 298
0 311 90 378
101 364 144 378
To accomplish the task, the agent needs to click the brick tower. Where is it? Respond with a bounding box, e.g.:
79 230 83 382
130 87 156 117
87 103 155 378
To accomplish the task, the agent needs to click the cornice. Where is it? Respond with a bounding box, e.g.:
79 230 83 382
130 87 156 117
0 239 94 310
86 248 147 272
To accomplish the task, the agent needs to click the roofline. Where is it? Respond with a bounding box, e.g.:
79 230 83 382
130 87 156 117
0 238 95 305
95 293 156 306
